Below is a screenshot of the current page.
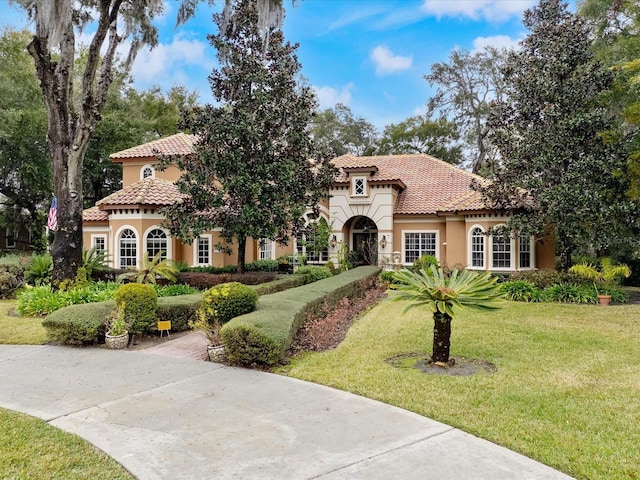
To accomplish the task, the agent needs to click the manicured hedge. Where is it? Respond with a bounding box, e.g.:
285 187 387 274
220 266 381 366
253 275 306 295
42 301 114 345
155 293 203 332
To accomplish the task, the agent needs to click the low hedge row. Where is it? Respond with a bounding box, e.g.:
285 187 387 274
253 275 307 295
220 266 381 366
42 293 204 345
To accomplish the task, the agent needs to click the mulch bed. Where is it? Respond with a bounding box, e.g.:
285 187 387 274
386 352 497 376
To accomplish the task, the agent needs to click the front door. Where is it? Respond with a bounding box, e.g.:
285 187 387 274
353 232 377 265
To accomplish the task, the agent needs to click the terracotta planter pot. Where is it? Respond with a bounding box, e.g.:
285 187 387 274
105 332 129 349
597 295 612 306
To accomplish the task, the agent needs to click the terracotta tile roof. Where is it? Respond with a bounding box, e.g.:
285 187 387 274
109 132 197 160
96 178 187 208
82 206 109 222
332 154 487 215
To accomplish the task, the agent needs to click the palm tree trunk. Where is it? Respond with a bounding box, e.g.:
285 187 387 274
432 311 452 364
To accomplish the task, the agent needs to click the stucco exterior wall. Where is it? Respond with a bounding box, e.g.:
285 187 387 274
119 158 182 187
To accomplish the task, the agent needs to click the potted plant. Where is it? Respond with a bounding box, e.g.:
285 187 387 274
105 309 129 349
569 258 631 305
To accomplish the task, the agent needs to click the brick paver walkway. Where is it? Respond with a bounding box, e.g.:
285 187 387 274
143 331 210 361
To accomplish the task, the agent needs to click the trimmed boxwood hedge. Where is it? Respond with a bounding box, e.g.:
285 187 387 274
42 294 204 345
43 301 115 345
220 266 381 366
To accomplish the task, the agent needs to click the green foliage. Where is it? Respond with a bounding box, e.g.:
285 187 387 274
42 302 114 345
244 259 279 272
479 0 629 270
107 308 128 336
310 103 378 157
569 258 631 289
156 294 203 333
541 284 596 304
392 266 503 318
179 271 277 290
500 281 541 302
162 0 335 273
375 115 463 165
508 269 568 289
410 254 439 273
220 266 381 366
336 241 352 272
113 283 157 335
16 286 66 316
154 283 197 297
82 246 110 277
295 265 333 283
117 252 178 284
199 282 258 326
24 254 52 286
253 275 307 295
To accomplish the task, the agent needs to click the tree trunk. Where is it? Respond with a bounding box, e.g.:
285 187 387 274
50 142 84 285
237 236 247 274
431 311 452 364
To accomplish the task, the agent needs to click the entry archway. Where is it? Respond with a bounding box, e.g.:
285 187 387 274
350 216 378 265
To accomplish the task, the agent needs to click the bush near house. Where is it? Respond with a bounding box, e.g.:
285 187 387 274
113 284 157 335
42 301 114 345
294 265 333 282
253 275 306 295
220 266 380 366
199 282 259 325
178 271 277 290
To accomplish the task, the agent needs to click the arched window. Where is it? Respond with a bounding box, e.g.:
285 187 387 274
146 228 167 260
119 229 137 268
471 227 485 268
141 165 155 179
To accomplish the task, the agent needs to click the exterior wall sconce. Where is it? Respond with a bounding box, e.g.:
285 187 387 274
379 235 387 249
330 235 337 248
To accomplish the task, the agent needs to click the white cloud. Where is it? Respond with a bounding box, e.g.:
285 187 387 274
313 83 355 110
421 0 536 22
370 46 412 76
130 32 214 84
472 35 520 52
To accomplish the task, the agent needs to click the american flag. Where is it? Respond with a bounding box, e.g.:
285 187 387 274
47 196 57 231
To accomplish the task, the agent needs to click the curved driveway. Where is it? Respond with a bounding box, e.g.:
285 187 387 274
0 345 572 480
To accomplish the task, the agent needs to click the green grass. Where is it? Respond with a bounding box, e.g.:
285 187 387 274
0 408 133 479
0 300 49 344
279 296 640 480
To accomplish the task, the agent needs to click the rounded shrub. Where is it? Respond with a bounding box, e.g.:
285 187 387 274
199 282 258 325
114 283 157 334
411 254 439 273
295 265 332 283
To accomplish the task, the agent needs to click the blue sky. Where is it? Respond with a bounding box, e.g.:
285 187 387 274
1 0 577 130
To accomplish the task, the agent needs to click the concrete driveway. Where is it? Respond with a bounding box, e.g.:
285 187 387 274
0 345 573 479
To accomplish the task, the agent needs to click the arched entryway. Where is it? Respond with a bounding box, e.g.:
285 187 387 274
349 216 378 265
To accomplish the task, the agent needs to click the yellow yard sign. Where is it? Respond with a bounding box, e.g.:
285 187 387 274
157 320 171 337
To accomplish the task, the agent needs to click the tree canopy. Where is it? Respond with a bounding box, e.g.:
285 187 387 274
310 103 378 157
478 0 631 270
162 0 334 273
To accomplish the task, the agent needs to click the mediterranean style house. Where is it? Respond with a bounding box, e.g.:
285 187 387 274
82 133 555 271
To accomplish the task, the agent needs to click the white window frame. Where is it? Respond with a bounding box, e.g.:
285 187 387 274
402 230 439 266
351 175 367 197
468 225 486 270
140 164 155 180
91 234 107 253
518 234 535 270
193 234 213 266
145 227 168 260
295 217 330 264
259 238 275 260
6 227 16 249
117 226 139 269
489 226 515 271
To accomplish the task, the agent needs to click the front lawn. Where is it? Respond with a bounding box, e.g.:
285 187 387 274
0 408 133 479
280 297 640 480
0 300 48 344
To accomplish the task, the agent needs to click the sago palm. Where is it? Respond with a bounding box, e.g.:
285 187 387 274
117 252 177 284
392 266 503 366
